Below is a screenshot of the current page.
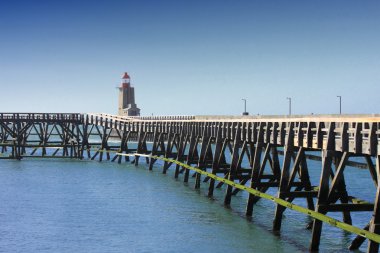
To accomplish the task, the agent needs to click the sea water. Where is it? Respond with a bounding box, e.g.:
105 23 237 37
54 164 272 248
0 156 374 252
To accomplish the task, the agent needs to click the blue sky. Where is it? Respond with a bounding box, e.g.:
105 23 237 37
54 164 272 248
0 0 379 115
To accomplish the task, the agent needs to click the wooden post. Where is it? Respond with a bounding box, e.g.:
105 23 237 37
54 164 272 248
224 122 241 206
368 154 380 251
273 122 294 231
246 123 264 216
208 123 224 197
310 122 335 251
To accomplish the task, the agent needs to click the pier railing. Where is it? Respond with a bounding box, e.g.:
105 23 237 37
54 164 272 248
87 114 380 156
88 113 196 121
0 113 83 122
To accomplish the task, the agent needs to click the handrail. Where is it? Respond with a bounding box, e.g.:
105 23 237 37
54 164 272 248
0 113 83 121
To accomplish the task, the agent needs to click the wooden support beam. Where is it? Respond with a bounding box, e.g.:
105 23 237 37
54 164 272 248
224 123 241 206
310 122 335 251
184 127 198 183
273 122 294 231
246 123 265 216
208 125 227 197
368 155 380 251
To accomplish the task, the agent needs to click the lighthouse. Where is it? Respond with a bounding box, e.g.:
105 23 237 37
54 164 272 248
118 72 141 116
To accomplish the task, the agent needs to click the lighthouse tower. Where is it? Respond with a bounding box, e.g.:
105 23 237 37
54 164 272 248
118 72 141 116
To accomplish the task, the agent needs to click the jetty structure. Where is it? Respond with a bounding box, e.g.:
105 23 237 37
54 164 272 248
1 74 380 252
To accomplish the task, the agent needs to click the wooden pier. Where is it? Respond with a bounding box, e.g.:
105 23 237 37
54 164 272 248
2 112 380 252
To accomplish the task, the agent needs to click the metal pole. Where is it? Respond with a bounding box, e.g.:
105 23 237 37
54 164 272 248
337 96 342 114
242 99 248 116
286 97 291 116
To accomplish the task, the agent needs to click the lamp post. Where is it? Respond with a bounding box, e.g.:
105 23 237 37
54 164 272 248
286 97 292 116
242 99 249 115
337 95 342 115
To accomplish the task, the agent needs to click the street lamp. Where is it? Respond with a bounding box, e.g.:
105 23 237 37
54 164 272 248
337 96 342 115
286 97 292 116
242 99 249 115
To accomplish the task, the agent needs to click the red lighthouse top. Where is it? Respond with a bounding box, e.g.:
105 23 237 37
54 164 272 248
121 72 131 88
122 72 130 79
